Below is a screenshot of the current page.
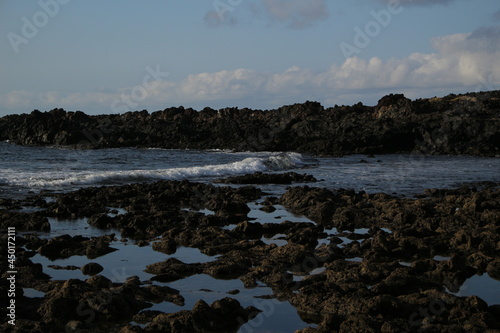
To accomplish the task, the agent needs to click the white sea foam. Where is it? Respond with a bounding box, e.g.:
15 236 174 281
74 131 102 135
11 152 306 188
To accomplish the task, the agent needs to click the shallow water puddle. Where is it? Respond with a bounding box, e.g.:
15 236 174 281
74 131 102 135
147 274 311 332
346 257 363 262
318 228 358 247
19 217 122 239
11 206 46 213
318 227 392 248
289 266 327 282
247 202 314 224
261 233 288 247
396 260 500 306
240 300 315 333
31 244 217 282
181 207 216 216
198 208 215 215
446 274 500 306
106 206 128 217
433 255 451 261
43 196 57 203
150 274 265 312
23 288 45 298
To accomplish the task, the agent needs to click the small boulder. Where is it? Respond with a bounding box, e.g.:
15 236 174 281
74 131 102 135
81 262 104 276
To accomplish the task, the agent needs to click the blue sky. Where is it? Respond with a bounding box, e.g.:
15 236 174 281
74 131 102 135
1 0 499 116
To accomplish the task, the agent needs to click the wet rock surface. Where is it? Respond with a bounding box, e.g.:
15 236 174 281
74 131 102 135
124 298 260 333
1 91 499 156
216 171 317 184
1 179 499 332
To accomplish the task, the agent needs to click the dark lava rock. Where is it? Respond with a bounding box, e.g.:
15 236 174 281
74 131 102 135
203 260 250 280
81 262 104 276
151 237 177 254
146 258 202 281
2 174 499 332
136 240 150 247
2 91 499 156
278 184 500 331
88 212 115 228
217 171 317 184
133 310 164 324
234 221 264 239
263 196 279 205
259 205 277 213
48 264 80 270
134 284 185 306
139 298 260 332
31 275 188 332
43 180 263 239
286 227 319 248
35 234 117 260
85 274 113 289
487 260 500 281
0 211 50 231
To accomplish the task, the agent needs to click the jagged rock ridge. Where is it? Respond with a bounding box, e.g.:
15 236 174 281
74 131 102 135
1 91 499 156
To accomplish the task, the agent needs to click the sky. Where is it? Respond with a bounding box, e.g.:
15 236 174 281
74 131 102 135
0 0 499 116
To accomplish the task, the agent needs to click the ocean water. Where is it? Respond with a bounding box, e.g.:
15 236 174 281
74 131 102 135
2 141 500 332
1 141 499 198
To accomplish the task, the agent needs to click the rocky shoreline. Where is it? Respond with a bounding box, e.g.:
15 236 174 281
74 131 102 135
1 173 499 332
1 90 499 156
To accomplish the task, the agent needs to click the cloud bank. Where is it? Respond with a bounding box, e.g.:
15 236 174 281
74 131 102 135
1 26 498 114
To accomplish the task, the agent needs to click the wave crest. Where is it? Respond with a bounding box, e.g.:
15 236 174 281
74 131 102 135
23 152 308 187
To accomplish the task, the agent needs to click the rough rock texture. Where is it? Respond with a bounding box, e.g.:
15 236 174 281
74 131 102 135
0 211 50 231
81 263 104 276
1 91 499 156
42 180 262 238
216 171 317 184
25 234 118 260
1 179 499 332
124 298 260 333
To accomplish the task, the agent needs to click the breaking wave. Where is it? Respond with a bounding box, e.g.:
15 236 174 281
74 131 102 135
16 152 308 188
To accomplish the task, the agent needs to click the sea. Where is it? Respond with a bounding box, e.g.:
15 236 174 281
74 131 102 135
1 141 499 332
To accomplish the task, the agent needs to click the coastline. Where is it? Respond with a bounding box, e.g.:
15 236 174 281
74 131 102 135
1 90 499 157
1 89 499 332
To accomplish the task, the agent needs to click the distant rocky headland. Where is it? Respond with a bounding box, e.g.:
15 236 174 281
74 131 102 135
1 91 499 156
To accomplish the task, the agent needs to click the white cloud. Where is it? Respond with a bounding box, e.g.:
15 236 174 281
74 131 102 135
3 91 34 110
1 26 499 115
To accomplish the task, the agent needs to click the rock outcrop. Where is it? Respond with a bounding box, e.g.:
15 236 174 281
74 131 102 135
1 179 499 332
1 90 499 156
